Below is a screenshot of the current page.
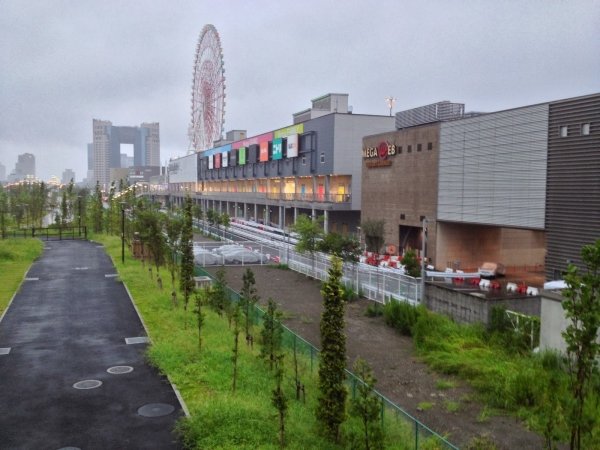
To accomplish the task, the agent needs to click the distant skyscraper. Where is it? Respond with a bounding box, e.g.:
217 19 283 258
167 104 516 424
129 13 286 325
10 153 36 182
92 120 160 188
62 169 75 185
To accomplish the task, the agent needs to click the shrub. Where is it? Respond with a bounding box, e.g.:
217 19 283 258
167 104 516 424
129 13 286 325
383 298 421 336
365 302 383 317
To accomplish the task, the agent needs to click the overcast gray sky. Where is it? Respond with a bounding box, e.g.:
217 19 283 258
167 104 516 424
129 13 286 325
1 0 599 182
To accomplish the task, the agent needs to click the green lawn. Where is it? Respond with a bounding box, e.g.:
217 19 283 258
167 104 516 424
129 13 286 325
0 238 43 316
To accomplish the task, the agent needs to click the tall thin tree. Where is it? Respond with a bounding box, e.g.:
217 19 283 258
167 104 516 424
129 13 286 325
316 256 347 443
241 268 259 344
180 196 195 311
260 299 283 371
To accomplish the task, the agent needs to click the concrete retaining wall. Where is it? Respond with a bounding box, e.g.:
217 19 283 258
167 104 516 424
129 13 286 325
425 283 541 325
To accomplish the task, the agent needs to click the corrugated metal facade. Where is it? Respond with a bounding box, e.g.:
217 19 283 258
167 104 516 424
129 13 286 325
438 104 549 229
545 94 600 279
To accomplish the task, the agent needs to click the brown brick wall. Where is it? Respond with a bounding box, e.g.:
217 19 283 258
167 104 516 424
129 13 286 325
361 124 440 260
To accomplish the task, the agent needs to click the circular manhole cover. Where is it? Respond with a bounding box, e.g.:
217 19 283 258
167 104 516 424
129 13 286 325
73 379 102 390
107 365 134 374
137 403 175 417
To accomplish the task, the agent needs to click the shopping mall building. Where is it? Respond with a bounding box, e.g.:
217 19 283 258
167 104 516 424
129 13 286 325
361 93 600 279
167 93 394 233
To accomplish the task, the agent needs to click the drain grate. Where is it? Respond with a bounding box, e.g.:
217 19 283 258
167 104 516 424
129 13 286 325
137 403 175 417
0 348 11 355
125 337 149 345
107 365 134 374
73 379 102 390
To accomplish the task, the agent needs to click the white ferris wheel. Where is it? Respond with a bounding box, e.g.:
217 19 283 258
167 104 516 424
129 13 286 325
188 24 226 152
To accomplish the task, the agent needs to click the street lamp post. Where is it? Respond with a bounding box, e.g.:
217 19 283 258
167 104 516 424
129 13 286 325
77 195 82 237
121 202 126 264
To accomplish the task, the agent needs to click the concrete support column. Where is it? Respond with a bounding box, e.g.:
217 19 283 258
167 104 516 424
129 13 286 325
294 207 298 224
324 210 329 234
325 175 330 201
254 204 258 222
279 206 284 229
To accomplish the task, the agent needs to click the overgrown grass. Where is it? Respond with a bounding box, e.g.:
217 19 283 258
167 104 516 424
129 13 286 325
95 235 442 449
0 238 43 315
402 305 600 447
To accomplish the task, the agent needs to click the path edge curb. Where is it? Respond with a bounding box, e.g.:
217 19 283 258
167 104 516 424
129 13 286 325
121 281 191 418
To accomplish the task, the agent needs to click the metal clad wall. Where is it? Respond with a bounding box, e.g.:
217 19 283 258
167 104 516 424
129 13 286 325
438 104 549 228
545 94 600 279
168 152 198 183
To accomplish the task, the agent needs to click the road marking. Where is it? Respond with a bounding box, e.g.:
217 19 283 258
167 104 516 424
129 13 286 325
25 277 39 281
105 274 118 278
0 348 12 355
125 337 149 345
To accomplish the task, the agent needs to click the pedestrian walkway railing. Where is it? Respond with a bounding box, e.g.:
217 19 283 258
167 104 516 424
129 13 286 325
194 224 421 305
1 226 88 240
195 266 458 450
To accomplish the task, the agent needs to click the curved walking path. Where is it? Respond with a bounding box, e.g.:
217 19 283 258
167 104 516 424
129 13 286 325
0 240 184 449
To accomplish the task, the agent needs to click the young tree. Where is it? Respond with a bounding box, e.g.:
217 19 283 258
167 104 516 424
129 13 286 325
180 196 195 311
562 239 600 450
92 181 103 233
260 299 283 370
135 209 166 278
316 256 347 442
60 190 68 227
241 268 260 344
292 214 324 277
272 354 288 448
361 219 385 254
220 212 231 239
402 249 421 278
231 303 242 392
164 214 183 290
351 358 384 450
208 266 229 318
194 289 206 350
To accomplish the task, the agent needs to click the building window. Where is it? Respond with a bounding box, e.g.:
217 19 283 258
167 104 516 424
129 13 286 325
560 126 568 137
417 143 422 152
398 145 402 154
301 155 306 165
427 142 433 150
400 213 405 220
320 152 325 163
582 123 591 135
407 145 412 153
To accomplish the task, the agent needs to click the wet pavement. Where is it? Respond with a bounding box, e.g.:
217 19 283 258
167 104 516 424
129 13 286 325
0 240 184 449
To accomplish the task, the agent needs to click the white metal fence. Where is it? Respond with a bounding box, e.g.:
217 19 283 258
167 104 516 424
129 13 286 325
195 222 422 304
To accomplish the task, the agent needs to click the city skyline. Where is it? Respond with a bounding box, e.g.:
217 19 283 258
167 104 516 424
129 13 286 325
1 0 599 181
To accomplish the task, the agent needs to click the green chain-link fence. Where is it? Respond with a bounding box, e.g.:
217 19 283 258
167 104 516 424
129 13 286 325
195 266 458 450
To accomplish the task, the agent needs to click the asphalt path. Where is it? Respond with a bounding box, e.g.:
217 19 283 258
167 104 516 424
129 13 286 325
0 240 184 449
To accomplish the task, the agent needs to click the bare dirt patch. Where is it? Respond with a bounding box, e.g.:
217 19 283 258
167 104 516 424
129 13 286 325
205 264 546 449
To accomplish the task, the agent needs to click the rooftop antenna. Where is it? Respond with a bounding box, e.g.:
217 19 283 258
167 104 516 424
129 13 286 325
385 96 396 116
